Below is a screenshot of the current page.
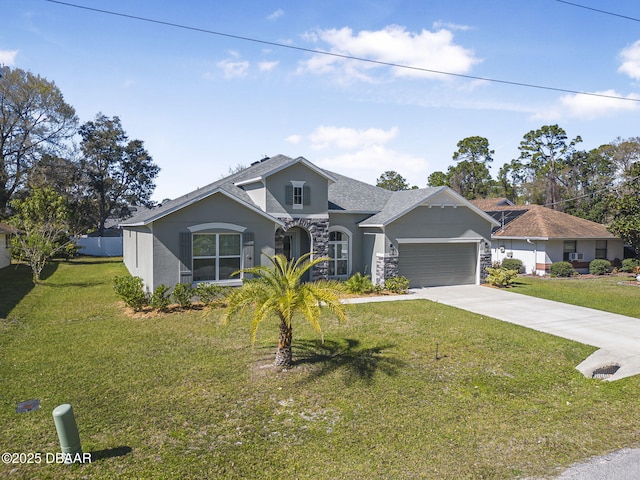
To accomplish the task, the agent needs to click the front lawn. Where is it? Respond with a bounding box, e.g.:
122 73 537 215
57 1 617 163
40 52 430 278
512 274 640 318
1 259 640 479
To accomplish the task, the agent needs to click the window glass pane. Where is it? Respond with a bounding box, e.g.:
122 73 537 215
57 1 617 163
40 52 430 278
563 241 576 253
328 262 335 276
329 231 337 242
337 260 348 275
337 244 348 259
193 258 216 281
219 234 240 255
293 186 303 205
219 258 241 279
328 244 335 258
193 235 216 257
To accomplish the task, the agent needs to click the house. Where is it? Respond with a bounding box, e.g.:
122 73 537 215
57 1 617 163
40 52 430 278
120 155 499 291
0 222 17 269
472 200 625 275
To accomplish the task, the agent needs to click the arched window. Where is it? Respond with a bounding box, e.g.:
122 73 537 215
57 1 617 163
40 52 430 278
328 227 351 279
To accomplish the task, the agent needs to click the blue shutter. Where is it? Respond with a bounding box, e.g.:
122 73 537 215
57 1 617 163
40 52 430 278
179 232 192 284
303 186 311 205
285 185 293 205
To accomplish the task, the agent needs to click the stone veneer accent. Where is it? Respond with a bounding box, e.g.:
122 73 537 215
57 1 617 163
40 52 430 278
480 251 492 284
375 253 399 286
276 217 329 281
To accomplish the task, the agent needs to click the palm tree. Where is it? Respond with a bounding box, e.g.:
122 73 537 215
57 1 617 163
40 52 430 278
223 253 347 367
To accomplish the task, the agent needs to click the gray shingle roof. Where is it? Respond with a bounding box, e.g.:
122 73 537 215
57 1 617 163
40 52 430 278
120 154 492 229
121 155 338 226
326 170 392 212
358 187 446 226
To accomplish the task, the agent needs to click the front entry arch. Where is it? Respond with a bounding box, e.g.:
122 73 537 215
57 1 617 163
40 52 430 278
274 217 329 281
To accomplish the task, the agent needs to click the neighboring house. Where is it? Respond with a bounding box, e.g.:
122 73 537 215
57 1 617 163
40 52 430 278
0 222 17 269
120 155 499 291
472 199 625 275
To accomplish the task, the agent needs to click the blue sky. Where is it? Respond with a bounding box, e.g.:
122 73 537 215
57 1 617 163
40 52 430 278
2 0 640 202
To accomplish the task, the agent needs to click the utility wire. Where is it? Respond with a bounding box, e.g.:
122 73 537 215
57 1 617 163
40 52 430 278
542 172 640 208
556 0 640 23
45 0 640 103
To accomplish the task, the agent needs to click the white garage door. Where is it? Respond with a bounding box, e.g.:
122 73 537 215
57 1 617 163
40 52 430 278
398 243 478 287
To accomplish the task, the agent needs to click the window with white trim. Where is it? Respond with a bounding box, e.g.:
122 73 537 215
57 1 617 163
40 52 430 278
328 229 350 279
192 233 241 282
290 180 306 210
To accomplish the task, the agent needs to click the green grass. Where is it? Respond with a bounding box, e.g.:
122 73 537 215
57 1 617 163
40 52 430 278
511 274 640 318
2 259 640 479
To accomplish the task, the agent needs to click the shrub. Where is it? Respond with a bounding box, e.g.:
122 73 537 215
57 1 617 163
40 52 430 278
385 275 410 294
113 275 148 311
550 261 575 278
345 272 376 294
589 259 611 275
621 258 640 273
172 283 194 308
485 267 518 287
150 284 171 312
501 258 523 273
195 283 228 307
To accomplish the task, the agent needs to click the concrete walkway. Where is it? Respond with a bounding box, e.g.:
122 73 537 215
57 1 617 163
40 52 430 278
343 284 640 381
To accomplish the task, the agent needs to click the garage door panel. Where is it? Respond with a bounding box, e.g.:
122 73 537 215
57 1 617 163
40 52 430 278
398 243 477 287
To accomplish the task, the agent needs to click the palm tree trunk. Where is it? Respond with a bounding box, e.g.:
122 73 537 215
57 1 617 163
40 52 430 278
275 319 293 367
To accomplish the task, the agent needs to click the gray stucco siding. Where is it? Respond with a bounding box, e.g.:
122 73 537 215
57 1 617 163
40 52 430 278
385 206 492 245
264 163 329 215
122 226 154 291
148 193 277 290
328 213 372 274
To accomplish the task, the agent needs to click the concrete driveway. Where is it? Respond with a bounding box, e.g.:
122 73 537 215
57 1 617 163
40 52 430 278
344 284 640 381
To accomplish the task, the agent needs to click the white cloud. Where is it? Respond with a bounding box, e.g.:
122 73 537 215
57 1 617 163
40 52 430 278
298 25 480 82
285 134 302 144
267 9 284 21
432 21 471 32
287 125 427 186
534 90 640 120
619 40 640 80
258 60 279 72
0 49 18 65
217 58 250 79
317 145 429 186
308 126 398 150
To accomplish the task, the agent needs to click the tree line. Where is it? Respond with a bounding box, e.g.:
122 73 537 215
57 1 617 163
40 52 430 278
0 65 159 235
376 128 640 255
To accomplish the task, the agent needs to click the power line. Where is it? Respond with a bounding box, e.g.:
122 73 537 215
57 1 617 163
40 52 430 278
45 0 640 104
556 0 640 23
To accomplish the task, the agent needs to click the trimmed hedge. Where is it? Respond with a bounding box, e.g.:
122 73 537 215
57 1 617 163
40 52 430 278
550 261 575 278
501 258 523 273
589 259 611 275
621 258 640 273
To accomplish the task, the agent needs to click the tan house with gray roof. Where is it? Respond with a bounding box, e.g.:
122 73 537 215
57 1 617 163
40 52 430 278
120 155 499 291
473 200 624 275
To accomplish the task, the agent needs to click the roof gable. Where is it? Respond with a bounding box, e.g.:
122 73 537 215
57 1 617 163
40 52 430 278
359 187 500 227
120 186 282 227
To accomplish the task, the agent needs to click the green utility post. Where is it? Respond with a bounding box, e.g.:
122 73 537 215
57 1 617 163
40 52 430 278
52 404 82 463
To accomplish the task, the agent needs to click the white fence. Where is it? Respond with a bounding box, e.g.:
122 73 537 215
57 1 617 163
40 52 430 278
76 236 123 257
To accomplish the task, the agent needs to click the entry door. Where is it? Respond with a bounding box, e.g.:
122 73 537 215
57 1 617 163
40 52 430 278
283 232 298 261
